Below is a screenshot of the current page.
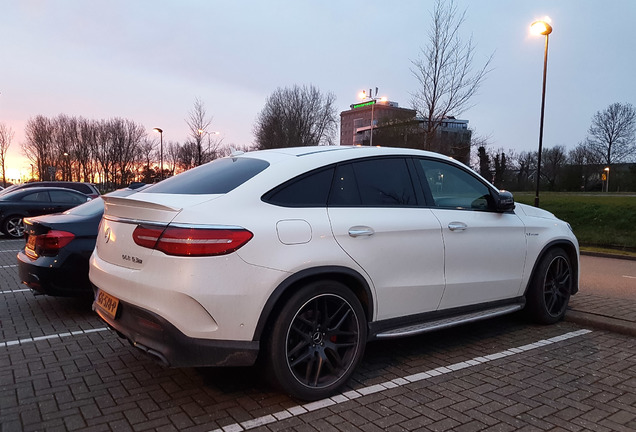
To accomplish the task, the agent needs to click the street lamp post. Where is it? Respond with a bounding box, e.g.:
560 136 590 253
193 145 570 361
604 167 610 192
358 88 387 146
530 19 553 208
153 127 163 180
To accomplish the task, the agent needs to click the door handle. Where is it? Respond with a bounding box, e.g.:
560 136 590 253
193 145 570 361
348 226 375 237
448 222 468 231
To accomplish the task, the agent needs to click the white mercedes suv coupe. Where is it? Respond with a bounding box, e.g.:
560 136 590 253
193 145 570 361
90 146 578 400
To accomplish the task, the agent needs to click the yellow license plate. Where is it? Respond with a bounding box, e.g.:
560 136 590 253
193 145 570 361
96 290 119 319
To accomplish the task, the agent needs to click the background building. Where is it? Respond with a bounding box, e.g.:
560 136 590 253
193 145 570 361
340 100 472 165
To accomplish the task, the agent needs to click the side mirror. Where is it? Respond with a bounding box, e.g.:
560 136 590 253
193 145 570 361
496 190 515 212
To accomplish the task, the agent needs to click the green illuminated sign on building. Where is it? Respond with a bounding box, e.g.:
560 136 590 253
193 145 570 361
352 100 377 109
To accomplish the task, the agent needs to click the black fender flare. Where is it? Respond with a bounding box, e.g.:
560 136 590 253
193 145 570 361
252 265 373 341
524 240 580 296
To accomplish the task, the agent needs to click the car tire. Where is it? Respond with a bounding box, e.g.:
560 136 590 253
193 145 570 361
265 280 367 400
2 216 25 238
525 248 572 324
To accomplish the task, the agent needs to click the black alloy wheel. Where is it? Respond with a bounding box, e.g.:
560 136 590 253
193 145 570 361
526 248 572 324
267 281 367 400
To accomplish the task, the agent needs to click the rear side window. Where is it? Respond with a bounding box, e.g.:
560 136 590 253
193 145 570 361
142 157 269 195
49 190 85 204
329 158 417 207
263 167 334 207
21 192 50 202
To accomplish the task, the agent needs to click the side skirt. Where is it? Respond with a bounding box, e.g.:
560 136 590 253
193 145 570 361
370 298 525 340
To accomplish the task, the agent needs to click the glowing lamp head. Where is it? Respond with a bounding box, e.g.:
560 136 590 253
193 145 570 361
530 19 553 36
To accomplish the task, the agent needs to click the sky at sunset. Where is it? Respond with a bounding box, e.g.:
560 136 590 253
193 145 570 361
2 0 635 180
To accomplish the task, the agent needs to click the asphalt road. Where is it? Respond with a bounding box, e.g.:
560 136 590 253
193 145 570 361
580 255 636 299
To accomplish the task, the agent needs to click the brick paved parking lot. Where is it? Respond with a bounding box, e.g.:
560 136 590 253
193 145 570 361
2 237 636 432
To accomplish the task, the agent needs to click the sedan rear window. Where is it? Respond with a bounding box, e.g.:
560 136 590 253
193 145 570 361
142 157 269 195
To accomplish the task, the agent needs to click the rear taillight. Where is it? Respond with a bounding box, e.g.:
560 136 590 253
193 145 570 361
132 225 253 257
31 230 75 257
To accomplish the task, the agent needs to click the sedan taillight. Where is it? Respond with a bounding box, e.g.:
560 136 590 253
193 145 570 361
30 230 75 257
132 225 253 257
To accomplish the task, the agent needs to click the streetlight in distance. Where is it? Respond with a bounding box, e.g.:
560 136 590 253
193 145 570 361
358 88 387 146
153 127 163 180
604 167 610 192
530 18 553 208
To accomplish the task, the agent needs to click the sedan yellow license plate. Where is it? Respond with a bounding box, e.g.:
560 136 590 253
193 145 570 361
96 290 119 319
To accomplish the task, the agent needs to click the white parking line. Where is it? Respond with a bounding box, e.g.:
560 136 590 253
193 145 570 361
0 289 30 294
623 275 636 279
0 250 20 253
210 329 593 432
0 265 18 269
0 327 109 348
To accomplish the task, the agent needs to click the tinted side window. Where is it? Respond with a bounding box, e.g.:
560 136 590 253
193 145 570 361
22 192 50 202
416 159 494 210
263 167 334 207
329 158 417 207
143 157 269 195
50 191 85 204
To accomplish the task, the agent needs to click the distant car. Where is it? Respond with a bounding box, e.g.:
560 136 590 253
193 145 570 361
0 187 91 238
17 187 143 297
90 146 579 400
0 182 100 199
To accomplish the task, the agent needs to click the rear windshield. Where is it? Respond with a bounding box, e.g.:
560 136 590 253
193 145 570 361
63 197 104 216
142 157 269 195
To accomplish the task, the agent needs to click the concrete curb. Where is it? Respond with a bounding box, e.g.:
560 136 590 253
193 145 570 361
565 309 636 337
580 250 636 261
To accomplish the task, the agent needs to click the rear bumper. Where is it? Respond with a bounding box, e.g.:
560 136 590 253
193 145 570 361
17 251 92 297
92 288 259 368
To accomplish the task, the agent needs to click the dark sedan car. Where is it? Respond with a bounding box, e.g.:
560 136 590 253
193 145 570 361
0 181 101 199
0 187 91 238
17 187 142 296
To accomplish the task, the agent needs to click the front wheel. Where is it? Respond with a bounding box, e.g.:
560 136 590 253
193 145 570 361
526 248 572 324
3 216 25 238
266 281 367 400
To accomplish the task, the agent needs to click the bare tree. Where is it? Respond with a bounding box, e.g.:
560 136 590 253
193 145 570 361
0 123 14 187
541 145 568 190
568 141 603 191
586 102 636 165
77 118 98 183
164 141 182 177
109 118 146 186
23 115 56 180
185 98 214 166
410 0 493 150
177 142 199 172
254 84 338 150
516 151 537 191
52 114 78 181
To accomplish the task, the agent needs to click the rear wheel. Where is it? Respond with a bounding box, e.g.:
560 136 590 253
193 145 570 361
266 280 367 400
526 248 572 324
3 216 25 238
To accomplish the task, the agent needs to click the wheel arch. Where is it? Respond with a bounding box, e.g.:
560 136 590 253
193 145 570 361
525 240 579 296
252 266 373 342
